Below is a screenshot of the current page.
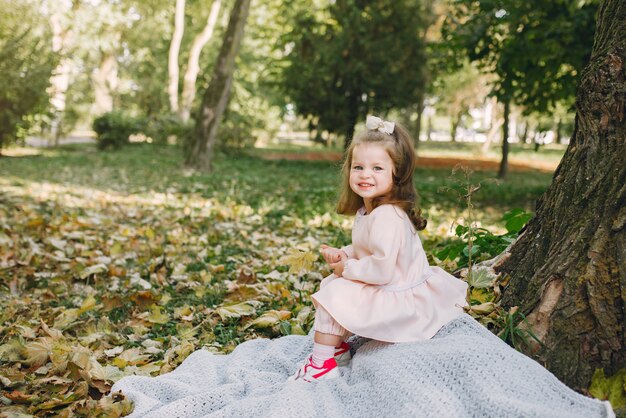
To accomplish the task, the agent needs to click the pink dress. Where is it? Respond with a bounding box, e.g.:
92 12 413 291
312 204 469 343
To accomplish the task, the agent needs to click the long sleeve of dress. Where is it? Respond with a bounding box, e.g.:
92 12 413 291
340 245 355 259
341 210 404 285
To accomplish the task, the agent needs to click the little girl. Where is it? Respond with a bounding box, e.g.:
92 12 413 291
289 115 469 382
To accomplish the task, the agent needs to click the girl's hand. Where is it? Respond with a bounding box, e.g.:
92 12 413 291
329 251 348 277
320 244 342 264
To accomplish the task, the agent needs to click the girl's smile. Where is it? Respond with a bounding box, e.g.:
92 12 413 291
349 143 394 212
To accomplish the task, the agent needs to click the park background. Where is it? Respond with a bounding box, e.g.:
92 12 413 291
0 0 624 416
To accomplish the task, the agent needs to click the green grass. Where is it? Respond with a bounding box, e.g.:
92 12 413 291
417 141 567 162
0 142 554 222
0 143 555 251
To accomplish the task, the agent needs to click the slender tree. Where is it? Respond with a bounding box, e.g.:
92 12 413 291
180 0 222 122
47 0 79 146
166 0 223 121
185 0 251 171
495 0 625 391
84 1 133 116
167 0 186 114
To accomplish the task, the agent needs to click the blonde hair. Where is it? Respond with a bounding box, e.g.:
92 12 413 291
336 121 427 231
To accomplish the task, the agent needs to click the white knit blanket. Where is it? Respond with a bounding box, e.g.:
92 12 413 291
111 315 615 418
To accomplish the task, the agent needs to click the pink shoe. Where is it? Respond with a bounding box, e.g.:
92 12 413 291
334 342 352 366
288 356 340 383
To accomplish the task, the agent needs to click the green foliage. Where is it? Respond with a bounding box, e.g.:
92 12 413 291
434 59 489 129
442 0 597 113
92 111 143 150
502 207 533 234
435 208 531 268
466 267 495 289
219 101 267 148
144 113 194 145
279 0 430 140
494 307 542 350
0 0 56 150
589 368 626 410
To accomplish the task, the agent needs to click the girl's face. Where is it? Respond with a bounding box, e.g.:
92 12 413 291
349 143 394 211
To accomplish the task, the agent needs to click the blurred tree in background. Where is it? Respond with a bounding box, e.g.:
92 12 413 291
0 0 602 163
185 0 252 171
434 59 490 142
279 0 430 148
443 0 597 177
167 0 222 121
0 0 56 152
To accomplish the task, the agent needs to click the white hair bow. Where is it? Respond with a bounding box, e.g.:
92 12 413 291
365 115 395 135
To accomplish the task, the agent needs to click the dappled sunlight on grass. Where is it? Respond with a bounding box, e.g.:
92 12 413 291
1 146 44 157
1 176 221 212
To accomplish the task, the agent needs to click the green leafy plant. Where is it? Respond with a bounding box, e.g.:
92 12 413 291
435 166 533 272
436 208 532 269
144 113 193 145
93 111 143 150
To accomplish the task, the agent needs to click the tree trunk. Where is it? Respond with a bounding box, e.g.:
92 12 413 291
92 51 118 115
497 100 510 178
521 121 529 144
343 93 360 150
482 97 501 153
450 112 460 143
413 96 424 150
185 0 251 171
168 0 186 114
180 0 222 122
555 118 563 145
534 132 542 152
495 0 626 391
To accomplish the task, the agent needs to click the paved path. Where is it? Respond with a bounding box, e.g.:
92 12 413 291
24 135 96 147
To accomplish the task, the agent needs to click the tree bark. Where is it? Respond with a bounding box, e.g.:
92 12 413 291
497 99 510 178
168 0 186 114
495 0 626 390
185 0 251 171
180 0 222 122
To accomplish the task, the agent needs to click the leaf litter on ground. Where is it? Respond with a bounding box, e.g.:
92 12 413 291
0 145 558 416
